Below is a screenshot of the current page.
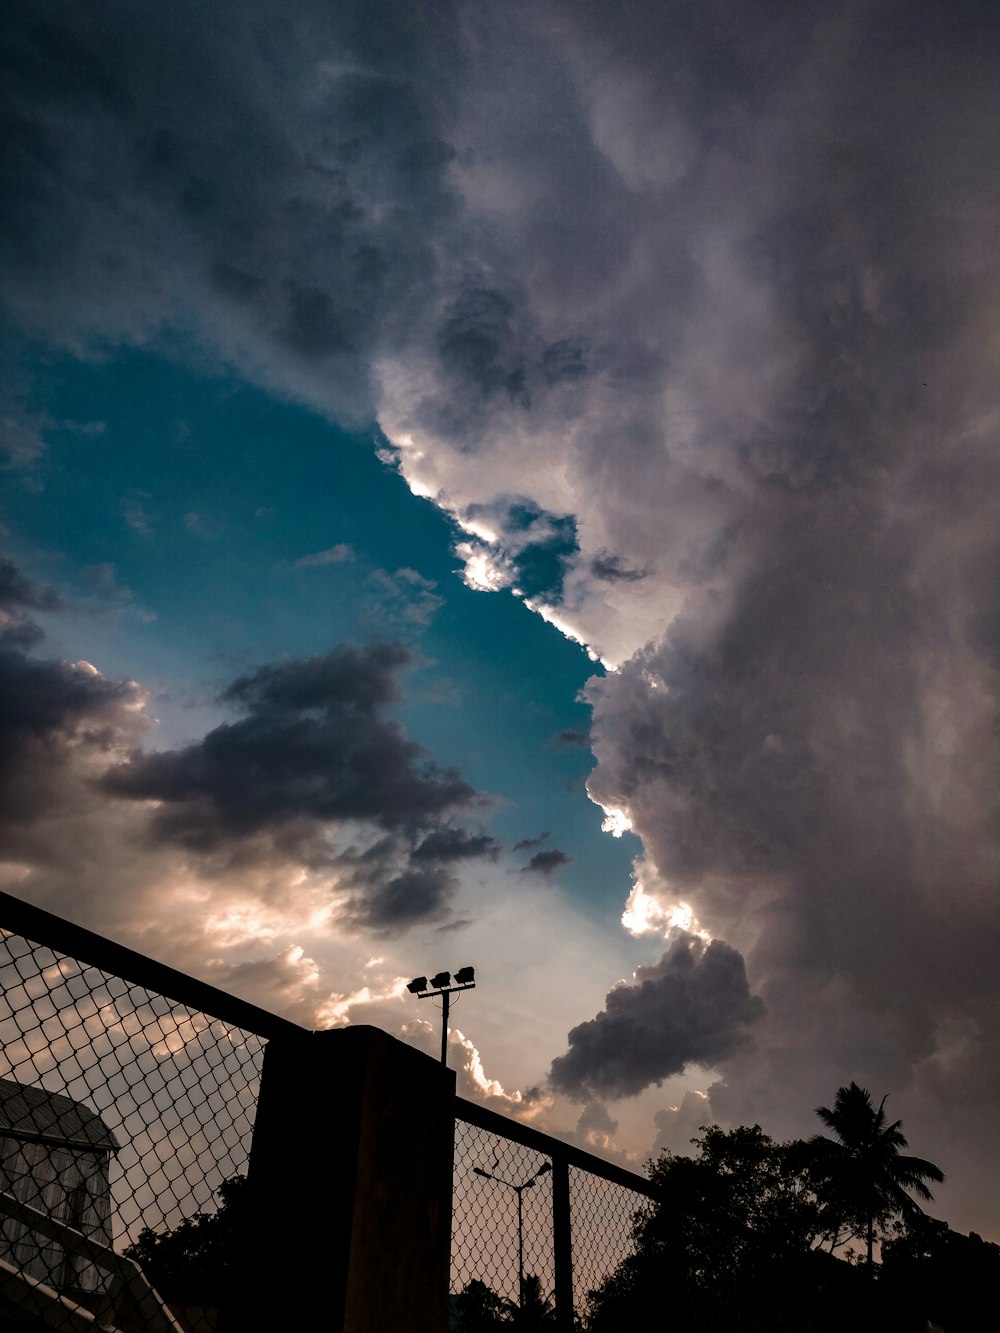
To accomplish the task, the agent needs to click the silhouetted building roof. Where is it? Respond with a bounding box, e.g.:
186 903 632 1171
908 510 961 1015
0 1078 119 1154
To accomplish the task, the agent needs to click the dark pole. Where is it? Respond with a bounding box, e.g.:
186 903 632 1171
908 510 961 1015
440 990 450 1065
517 1184 525 1307
552 1156 573 1332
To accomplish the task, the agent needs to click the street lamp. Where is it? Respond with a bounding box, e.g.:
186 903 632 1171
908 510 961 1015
473 1162 551 1306
406 966 476 1066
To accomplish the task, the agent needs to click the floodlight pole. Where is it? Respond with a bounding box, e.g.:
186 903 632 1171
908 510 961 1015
439 989 450 1066
406 968 476 1068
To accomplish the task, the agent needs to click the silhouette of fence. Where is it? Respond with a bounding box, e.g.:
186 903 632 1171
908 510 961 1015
0 892 657 1332
0 892 299 1333
453 1099 656 1327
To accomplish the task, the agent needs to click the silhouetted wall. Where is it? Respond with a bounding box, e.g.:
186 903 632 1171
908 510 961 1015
225 1025 455 1333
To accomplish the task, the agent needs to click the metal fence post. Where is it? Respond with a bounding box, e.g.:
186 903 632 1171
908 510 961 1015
552 1153 574 1332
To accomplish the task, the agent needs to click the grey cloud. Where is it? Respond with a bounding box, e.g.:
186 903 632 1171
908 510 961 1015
438 290 530 407
412 828 500 863
577 1101 617 1138
521 848 572 877
513 832 549 852
103 644 479 845
651 1091 715 1156
0 646 144 833
341 863 459 933
549 935 763 1100
205 946 324 1027
0 570 150 914
1 0 465 420
0 602 495 934
334 821 498 934
589 551 648 583
101 644 494 930
0 558 60 614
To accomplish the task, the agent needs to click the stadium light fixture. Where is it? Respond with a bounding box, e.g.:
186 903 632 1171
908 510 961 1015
405 965 477 1066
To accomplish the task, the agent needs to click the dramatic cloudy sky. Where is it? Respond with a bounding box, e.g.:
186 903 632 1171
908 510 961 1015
4 0 1000 1239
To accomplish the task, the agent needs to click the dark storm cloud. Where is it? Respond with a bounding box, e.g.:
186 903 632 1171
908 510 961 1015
337 820 499 931
438 290 530 406
0 565 149 912
103 644 479 844
0 644 143 830
333 822 497 932
550 936 763 1101
0 597 493 931
521 848 571 877
0 0 465 421
560 0 1000 1232
102 644 494 930
341 864 460 932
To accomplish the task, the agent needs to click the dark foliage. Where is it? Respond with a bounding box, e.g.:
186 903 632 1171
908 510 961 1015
585 1125 840 1332
452 1278 512 1331
583 1102 951 1333
124 1174 246 1309
807 1082 944 1266
881 1214 1000 1331
452 1274 556 1331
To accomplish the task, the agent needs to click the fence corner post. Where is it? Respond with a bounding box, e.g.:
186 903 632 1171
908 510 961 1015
223 1024 455 1333
552 1154 574 1331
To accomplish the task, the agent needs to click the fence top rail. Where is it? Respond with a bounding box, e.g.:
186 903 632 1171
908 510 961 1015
455 1095 658 1198
0 891 305 1043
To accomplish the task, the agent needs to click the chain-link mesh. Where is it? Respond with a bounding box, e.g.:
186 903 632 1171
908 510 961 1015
568 1166 652 1314
453 1118 556 1320
0 927 266 1333
452 1112 655 1329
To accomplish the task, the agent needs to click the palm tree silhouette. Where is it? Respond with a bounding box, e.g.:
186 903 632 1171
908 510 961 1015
808 1082 944 1269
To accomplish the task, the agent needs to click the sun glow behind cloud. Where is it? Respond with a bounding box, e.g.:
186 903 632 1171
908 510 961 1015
455 540 512 592
621 879 712 945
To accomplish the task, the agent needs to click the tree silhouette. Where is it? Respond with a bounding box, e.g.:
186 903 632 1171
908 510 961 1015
585 1125 828 1331
452 1277 512 1330
124 1173 246 1310
510 1274 555 1329
808 1082 944 1268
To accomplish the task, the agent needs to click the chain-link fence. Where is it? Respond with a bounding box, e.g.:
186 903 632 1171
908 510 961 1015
0 896 300 1333
453 1118 556 1310
0 891 658 1333
452 1100 656 1329
567 1166 655 1315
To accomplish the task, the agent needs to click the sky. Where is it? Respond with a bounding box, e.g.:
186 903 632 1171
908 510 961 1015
3 0 1000 1241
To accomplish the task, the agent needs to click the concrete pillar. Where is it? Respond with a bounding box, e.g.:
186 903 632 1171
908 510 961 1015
224 1025 455 1333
